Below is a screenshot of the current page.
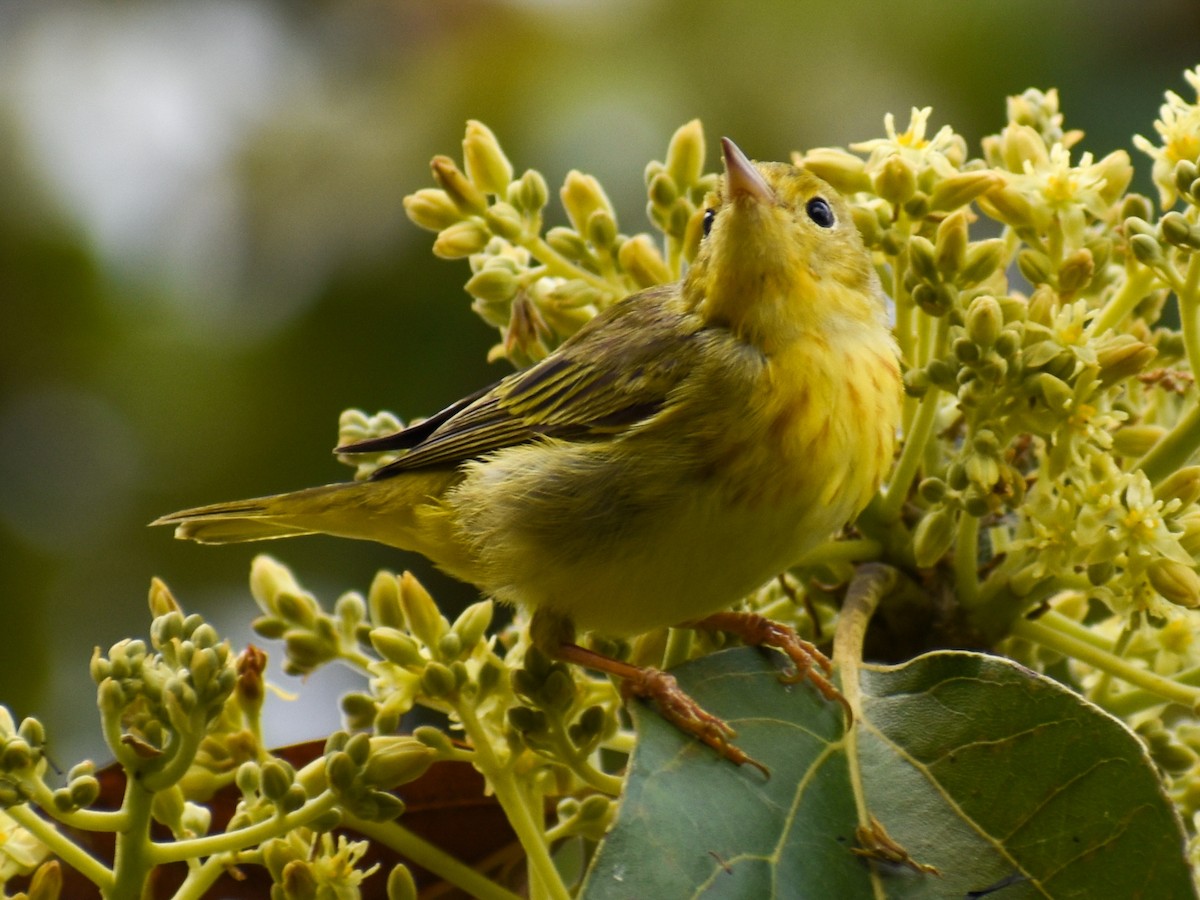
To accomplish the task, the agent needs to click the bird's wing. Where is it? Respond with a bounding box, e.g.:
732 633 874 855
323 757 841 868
338 284 702 475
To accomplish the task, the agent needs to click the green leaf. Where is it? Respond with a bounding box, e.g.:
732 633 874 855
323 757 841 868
581 647 1193 899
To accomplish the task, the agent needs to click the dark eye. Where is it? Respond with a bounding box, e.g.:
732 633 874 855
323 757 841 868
702 208 715 237
806 197 835 228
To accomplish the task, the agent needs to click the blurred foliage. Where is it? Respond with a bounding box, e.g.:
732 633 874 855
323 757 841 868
1 0 1198 762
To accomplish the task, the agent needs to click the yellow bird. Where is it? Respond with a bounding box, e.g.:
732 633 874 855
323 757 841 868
155 138 902 771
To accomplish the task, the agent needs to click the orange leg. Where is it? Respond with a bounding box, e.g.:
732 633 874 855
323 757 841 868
685 611 852 723
553 641 770 777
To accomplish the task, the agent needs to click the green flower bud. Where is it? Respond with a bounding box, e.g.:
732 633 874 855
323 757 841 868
618 234 672 288
902 191 931 220
430 155 487 215
251 616 287 640
561 171 614 236
403 188 462 232
420 662 457 698
250 555 302 613
1096 335 1156 386
399 572 446 648
1129 234 1165 268
363 737 436 789
283 630 331 673
913 507 956 568
1087 560 1114 586
512 169 549 214
929 170 1002 212
959 239 1006 286
934 209 969 278
148 577 181 619
1112 425 1167 457
796 147 871 194
432 220 489 259
450 600 494 651
341 693 377 730
1057 248 1094 295
665 119 706 189
463 120 513 195
902 367 930 397
1178 514 1200 556
27 860 62 900
918 477 948 504
953 337 980 364
371 627 425 669
649 171 678 208
571 704 608 745
310 809 343 833
1154 466 1200 507
1175 160 1199 199
966 296 1003 348
1094 150 1133 206
507 705 547 736
235 761 260 795
369 572 404 630
466 267 519 304
413 725 455 755
259 759 294 802
1148 559 1200 608
586 209 618 249
483 203 523 242
1017 248 1052 286
978 186 1036 230
283 859 318 898
1033 373 1074 413
874 155 917 206
388 864 418 900
437 632 462 661
325 750 357 794
546 226 591 262
907 236 938 284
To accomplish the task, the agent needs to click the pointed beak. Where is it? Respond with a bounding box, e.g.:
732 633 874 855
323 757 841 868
721 137 774 204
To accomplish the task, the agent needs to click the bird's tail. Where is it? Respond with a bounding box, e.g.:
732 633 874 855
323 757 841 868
152 470 462 557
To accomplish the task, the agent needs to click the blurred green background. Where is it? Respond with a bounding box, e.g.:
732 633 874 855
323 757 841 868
1 0 1197 763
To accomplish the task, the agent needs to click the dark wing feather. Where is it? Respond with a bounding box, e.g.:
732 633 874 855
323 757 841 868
338 284 699 477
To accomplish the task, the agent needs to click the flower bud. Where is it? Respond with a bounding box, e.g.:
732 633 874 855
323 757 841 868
665 119 706 189
618 234 672 288
586 209 618 249
388 864 418 900
561 171 614 236
399 572 447 647
420 662 457 698
959 239 1006 286
872 155 915 206
907 235 938 284
1148 559 1200 608
1112 425 1166 457
483 202 523 242
148 577 181 619
368 572 404 630
546 226 591 262
403 188 462 232
466 267 519 304
913 507 956 568
796 147 871 194
1094 150 1133 206
966 296 1003 348
250 556 302 615
1096 335 1156 386
1057 248 1095 295
1154 466 1200 507
511 168 549 214
463 120 513 195
432 220 489 259
978 186 1036 230
1017 248 1052 286
934 209 969 278
451 600 494 651
1130 234 1165 268
363 737 436 789
371 627 426 669
929 170 1002 212
430 155 487 215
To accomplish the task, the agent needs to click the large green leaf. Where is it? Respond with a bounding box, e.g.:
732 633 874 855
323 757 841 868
581 647 1193 899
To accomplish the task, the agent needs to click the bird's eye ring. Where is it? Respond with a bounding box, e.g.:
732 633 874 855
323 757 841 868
702 208 716 237
806 198 835 228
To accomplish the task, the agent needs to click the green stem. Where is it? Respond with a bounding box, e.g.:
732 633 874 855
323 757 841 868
525 236 617 294
455 703 569 900
661 627 695 671
1010 616 1200 709
880 388 944 524
109 779 156 899
1138 252 1200 483
151 791 340 863
1091 266 1158 334
345 815 525 900
796 538 884 568
1105 664 1200 717
172 854 231 900
953 512 981 608
5 804 114 892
